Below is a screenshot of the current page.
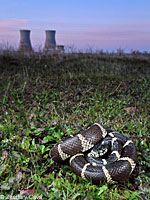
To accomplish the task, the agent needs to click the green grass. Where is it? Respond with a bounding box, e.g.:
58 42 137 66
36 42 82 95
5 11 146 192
0 52 150 199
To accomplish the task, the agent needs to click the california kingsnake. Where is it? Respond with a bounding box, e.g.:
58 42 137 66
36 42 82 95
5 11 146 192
50 123 137 184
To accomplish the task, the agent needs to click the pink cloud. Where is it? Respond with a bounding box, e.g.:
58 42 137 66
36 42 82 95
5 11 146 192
59 27 150 51
0 19 28 46
85 29 150 40
129 19 150 29
0 18 149 51
82 19 150 43
0 19 28 37
0 19 28 27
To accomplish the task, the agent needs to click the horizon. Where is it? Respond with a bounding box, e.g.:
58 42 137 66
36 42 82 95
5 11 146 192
0 0 150 52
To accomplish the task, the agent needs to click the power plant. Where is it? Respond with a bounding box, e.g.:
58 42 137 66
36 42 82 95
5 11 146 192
18 30 32 52
18 29 64 53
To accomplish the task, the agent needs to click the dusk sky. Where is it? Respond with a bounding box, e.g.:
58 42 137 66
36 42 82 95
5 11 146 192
0 0 150 51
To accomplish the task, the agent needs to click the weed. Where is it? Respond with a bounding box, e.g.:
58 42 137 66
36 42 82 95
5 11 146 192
0 51 150 199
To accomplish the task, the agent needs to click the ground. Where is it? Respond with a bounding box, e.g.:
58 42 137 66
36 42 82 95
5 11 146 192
0 51 150 199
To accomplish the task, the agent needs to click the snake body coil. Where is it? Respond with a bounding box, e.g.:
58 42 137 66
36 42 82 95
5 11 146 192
50 123 137 184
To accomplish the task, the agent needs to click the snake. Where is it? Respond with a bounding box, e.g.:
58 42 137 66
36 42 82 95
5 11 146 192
50 123 137 184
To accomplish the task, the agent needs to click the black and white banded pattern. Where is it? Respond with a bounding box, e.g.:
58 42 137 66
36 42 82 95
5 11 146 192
50 123 137 184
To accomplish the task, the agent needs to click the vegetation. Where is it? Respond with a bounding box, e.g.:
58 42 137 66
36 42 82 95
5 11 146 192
0 50 150 199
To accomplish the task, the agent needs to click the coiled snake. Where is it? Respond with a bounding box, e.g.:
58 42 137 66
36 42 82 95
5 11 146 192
50 123 137 184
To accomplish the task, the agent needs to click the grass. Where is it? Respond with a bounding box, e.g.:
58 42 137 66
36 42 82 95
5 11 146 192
0 51 150 199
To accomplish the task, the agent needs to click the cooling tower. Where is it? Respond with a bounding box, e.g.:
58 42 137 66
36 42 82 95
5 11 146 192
18 30 32 51
44 30 56 52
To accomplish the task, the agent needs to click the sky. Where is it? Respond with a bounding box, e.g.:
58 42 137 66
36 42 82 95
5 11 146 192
0 0 150 52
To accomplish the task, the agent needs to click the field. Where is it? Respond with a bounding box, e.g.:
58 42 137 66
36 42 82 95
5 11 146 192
0 51 150 199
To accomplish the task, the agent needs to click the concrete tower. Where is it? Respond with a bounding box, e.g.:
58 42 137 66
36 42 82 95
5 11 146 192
44 30 56 52
18 30 32 52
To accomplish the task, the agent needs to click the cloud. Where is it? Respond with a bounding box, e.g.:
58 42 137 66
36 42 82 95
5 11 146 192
78 19 150 44
129 19 150 30
59 26 150 51
0 19 28 38
85 29 150 40
0 18 149 51
0 19 28 27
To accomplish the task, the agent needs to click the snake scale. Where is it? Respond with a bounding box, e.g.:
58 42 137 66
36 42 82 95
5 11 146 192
50 123 137 184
